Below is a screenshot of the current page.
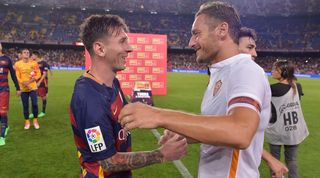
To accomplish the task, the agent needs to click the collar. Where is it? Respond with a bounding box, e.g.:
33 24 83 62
83 70 104 85
208 54 251 72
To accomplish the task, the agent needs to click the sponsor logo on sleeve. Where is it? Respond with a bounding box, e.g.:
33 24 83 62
85 126 106 153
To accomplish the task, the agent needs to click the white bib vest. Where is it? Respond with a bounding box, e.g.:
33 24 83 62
266 86 309 145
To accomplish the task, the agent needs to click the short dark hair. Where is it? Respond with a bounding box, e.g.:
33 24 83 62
80 14 129 55
32 50 41 57
239 27 257 42
196 1 241 44
19 48 29 53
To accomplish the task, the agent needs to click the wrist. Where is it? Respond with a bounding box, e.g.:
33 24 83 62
155 148 165 163
154 108 164 128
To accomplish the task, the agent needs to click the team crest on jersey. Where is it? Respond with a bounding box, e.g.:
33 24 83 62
85 126 107 153
213 80 222 96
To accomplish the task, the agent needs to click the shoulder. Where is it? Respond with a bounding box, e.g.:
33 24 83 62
73 76 95 99
44 61 49 65
1 55 11 61
270 83 290 96
15 60 22 67
232 55 265 75
72 76 108 106
229 55 267 85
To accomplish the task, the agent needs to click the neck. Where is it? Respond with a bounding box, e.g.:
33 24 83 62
211 41 239 65
90 58 115 87
279 78 289 84
22 58 29 63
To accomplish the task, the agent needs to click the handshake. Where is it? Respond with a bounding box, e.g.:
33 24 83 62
158 130 188 162
118 102 189 161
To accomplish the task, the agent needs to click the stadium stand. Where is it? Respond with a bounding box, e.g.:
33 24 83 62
0 1 319 74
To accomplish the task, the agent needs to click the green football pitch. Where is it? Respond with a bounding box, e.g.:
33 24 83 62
1 71 319 178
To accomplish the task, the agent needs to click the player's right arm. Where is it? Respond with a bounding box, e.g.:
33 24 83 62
98 134 187 172
14 62 22 84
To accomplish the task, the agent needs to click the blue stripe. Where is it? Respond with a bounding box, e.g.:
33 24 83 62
0 79 9 82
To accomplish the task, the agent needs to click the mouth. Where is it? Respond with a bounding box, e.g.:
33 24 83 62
194 47 200 54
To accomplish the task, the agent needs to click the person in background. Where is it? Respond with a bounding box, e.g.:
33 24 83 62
15 48 41 130
266 60 309 178
238 27 289 178
0 42 20 146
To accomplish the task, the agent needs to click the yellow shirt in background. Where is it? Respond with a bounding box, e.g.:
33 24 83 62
15 59 41 92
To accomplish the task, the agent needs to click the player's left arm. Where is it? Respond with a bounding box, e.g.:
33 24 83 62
8 57 20 91
262 150 288 177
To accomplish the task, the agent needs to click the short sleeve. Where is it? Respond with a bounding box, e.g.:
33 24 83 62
227 63 266 114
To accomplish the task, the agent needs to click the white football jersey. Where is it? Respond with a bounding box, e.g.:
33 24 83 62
199 54 271 178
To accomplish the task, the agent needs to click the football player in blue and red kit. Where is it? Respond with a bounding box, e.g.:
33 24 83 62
31 51 50 118
69 14 187 178
0 42 20 146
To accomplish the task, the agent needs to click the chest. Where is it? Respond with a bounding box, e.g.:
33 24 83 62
201 68 230 115
110 92 124 121
18 63 35 74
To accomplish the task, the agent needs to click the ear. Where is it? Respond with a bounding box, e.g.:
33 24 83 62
217 22 229 39
93 41 106 57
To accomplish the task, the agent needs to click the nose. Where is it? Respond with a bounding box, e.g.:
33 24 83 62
127 44 133 53
252 50 257 58
188 36 196 49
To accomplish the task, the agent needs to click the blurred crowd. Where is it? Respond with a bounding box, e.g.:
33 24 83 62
3 48 84 67
1 0 319 16
168 53 320 75
1 5 320 50
2 47 319 75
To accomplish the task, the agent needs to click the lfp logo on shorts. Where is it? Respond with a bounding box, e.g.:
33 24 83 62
85 126 106 153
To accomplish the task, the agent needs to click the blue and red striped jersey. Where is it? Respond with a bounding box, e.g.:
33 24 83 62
37 60 50 79
70 71 131 178
0 55 19 92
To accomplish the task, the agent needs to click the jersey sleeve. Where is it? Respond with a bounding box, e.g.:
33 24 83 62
43 61 49 72
8 57 20 91
14 63 22 83
71 89 117 162
227 64 266 114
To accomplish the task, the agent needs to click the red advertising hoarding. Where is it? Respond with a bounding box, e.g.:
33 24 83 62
85 33 167 95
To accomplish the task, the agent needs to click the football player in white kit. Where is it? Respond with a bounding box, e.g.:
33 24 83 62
120 2 271 178
238 27 289 178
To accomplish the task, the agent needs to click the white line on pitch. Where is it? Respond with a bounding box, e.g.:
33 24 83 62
150 129 194 178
